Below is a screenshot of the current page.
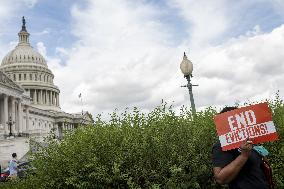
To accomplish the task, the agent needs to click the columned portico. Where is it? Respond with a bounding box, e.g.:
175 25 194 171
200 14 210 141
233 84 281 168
0 93 24 137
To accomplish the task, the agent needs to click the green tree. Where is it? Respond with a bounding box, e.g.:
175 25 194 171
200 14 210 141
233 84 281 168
2 99 283 189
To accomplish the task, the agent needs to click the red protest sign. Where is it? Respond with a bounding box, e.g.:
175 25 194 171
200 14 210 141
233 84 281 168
214 102 278 151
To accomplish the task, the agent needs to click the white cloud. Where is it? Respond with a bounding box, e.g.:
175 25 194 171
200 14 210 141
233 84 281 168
32 28 50 36
194 25 284 108
168 0 229 48
51 0 187 116
46 0 284 118
23 0 37 8
36 42 47 57
2 0 284 119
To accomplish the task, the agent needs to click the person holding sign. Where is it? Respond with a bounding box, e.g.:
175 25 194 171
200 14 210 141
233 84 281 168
212 106 274 189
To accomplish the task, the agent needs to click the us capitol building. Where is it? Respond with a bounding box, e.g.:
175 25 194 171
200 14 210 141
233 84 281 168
0 17 92 163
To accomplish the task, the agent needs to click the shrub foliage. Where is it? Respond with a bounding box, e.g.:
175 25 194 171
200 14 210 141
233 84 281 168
2 99 284 189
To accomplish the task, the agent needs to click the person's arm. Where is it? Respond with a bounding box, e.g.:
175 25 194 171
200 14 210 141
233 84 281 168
213 139 253 184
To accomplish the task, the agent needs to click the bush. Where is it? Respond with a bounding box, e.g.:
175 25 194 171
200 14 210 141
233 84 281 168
2 99 284 189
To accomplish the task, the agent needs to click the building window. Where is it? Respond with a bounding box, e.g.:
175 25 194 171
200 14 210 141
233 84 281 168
19 74 21 81
24 74 26 80
13 74 16 81
30 74 32 80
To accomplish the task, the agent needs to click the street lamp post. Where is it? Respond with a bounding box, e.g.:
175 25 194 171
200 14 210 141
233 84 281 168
6 115 16 137
180 52 198 115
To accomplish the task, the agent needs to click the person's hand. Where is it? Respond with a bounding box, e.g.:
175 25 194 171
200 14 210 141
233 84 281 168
240 138 253 158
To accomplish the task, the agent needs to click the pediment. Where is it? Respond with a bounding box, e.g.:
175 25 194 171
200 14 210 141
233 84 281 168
0 70 24 92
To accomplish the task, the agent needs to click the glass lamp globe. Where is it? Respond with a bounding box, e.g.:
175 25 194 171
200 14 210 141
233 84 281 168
180 52 193 76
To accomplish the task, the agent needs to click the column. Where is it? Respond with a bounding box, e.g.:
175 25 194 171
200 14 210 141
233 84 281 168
4 95 9 135
44 90 46 104
51 91 54 105
47 91 50 105
53 92 56 105
29 89 31 99
55 93 58 106
11 98 16 134
56 93 58 106
53 92 55 105
33 89 37 104
56 123 60 138
26 106 29 133
40 90 43 104
0 97 3 126
57 93 59 107
61 122 64 138
49 91 51 105
18 101 22 134
38 90 41 104
54 93 56 106
46 90 48 105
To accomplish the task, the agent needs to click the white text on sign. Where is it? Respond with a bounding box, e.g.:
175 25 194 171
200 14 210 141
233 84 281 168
219 110 275 145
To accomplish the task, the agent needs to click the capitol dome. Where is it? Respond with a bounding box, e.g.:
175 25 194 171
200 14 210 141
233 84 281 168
1 16 47 67
0 17 61 111
1 45 47 66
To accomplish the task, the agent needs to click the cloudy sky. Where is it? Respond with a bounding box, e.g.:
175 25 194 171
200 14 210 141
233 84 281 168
1 0 284 117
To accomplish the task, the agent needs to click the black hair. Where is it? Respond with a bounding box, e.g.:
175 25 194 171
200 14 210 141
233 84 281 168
12 153 17 158
219 106 238 114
